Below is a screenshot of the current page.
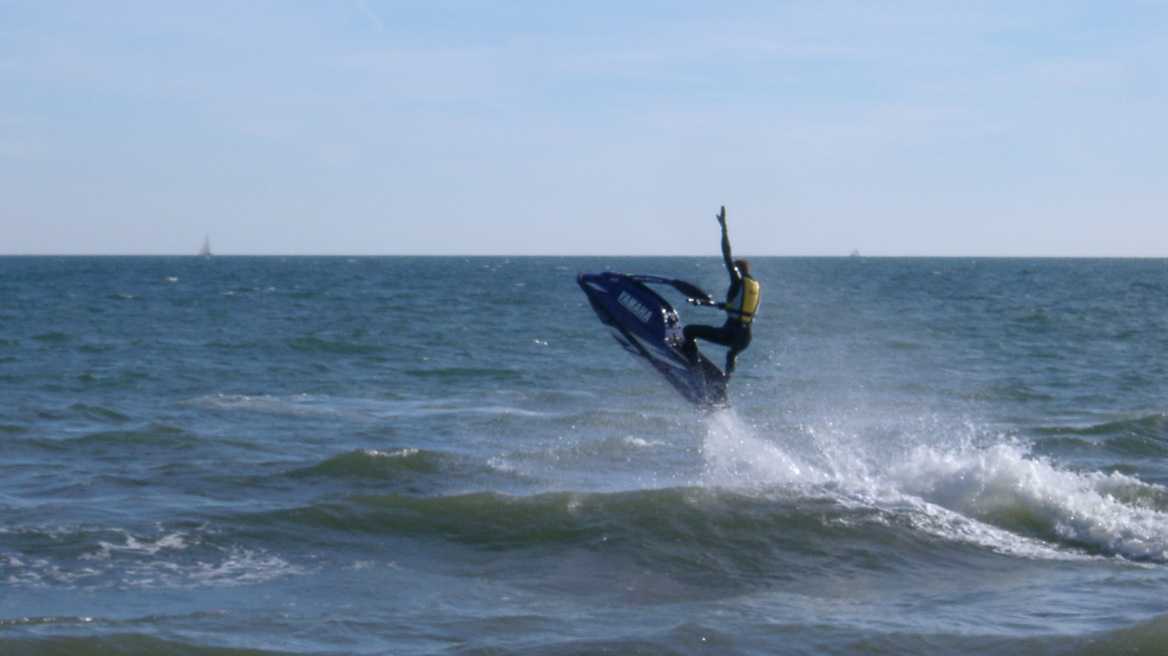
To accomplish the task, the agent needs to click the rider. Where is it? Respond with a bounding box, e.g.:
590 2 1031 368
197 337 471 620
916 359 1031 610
682 206 760 376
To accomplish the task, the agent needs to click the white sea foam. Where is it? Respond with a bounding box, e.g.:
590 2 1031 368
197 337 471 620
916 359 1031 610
362 448 420 458
184 546 302 587
189 393 550 421
84 530 189 560
2 524 303 590
113 546 303 589
891 442 1168 560
702 409 1168 561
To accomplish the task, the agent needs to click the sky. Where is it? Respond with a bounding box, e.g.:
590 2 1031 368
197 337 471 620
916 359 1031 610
1 1 1166 256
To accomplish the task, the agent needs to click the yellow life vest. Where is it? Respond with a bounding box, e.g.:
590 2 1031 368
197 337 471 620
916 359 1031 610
728 276 760 324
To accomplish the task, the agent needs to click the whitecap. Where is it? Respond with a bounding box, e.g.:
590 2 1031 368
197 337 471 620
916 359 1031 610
699 409 1168 561
890 442 1168 560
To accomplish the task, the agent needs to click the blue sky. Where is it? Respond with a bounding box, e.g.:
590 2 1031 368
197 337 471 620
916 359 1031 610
2 1 1165 255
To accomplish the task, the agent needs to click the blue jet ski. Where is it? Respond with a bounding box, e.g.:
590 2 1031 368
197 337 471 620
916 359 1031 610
577 272 728 407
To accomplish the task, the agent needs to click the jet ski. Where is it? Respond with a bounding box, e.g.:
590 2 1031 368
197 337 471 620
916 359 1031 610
577 271 728 407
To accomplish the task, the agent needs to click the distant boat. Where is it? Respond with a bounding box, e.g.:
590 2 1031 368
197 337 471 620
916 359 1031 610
200 235 212 258
850 249 861 257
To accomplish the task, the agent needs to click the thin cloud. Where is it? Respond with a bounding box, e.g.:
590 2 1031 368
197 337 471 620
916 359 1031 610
355 0 385 34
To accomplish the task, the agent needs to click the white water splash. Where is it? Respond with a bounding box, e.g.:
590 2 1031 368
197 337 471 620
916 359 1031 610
701 409 1168 561
702 409 828 488
891 442 1168 560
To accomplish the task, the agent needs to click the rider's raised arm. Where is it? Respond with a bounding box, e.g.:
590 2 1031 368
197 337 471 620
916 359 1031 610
717 206 740 282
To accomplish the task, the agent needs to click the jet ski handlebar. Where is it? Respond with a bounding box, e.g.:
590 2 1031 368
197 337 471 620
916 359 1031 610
626 275 714 305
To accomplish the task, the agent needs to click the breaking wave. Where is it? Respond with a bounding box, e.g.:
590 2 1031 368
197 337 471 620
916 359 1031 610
701 410 1168 561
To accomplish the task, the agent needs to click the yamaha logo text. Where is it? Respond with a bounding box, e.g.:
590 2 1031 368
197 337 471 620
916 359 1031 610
617 291 653 324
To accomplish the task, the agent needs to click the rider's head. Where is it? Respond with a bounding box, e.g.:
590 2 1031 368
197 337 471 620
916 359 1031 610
734 259 751 276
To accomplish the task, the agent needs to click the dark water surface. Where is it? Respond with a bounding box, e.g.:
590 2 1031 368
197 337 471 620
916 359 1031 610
3 256 1168 655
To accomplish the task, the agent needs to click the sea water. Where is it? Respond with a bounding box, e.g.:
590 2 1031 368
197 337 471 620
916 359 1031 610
2 256 1168 655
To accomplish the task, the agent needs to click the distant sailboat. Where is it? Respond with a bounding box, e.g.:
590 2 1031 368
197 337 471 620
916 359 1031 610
200 235 212 258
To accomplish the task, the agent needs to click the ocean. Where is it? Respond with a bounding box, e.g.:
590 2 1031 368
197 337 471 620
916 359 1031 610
2 255 1168 655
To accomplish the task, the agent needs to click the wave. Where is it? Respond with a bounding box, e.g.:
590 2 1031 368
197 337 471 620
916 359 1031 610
404 367 521 380
288 437 668 499
0 633 294 656
70 424 197 450
1066 613 1168 656
295 448 449 478
1 524 301 591
1037 412 1168 440
1035 413 1168 459
703 410 1168 562
290 448 483 489
185 393 335 417
3 614 1162 656
184 393 547 422
7 423 199 454
541 434 661 459
213 409 1168 575
287 336 385 355
890 443 1168 559
38 403 132 423
237 482 1048 605
32 331 72 343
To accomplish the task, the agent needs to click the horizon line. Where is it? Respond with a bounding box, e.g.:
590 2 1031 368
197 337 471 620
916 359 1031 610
2 253 1166 260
